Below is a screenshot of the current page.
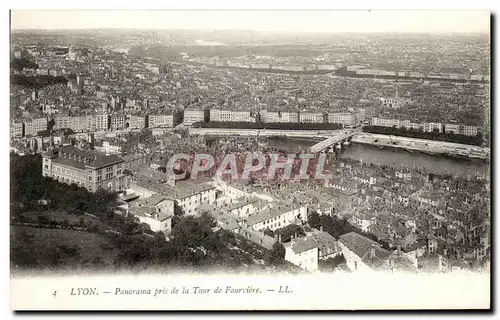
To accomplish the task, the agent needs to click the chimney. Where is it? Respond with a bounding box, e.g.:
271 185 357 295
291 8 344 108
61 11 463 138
278 234 282 243
397 245 401 255
320 226 323 232
370 244 376 259
294 232 298 239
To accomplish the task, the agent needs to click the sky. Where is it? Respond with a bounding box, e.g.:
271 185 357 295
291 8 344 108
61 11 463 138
11 10 490 34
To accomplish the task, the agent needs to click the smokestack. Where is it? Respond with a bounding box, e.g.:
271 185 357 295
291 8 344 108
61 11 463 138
320 226 323 232
278 234 282 243
397 245 401 255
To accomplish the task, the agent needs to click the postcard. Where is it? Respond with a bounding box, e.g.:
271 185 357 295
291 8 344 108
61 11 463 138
9 9 491 311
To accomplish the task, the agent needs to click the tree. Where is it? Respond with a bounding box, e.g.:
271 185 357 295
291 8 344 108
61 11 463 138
308 211 321 229
174 201 185 216
319 253 346 271
265 242 286 265
275 224 305 243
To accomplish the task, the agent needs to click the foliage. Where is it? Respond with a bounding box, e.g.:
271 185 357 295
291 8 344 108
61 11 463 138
307 211 390 250
11 74 69 89
362 125 483 146
265 242 286 265
11 57 39 71
274 224 305 243
10 153 118 220
318 253 346 271
192 121 343 130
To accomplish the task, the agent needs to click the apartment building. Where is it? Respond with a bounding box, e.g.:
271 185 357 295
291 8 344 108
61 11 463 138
148 113 183 128
328 112 360 127
42 145 125 193
444 123 461 134
95 113 109 132
183 108 205 126
209 109 255 123
245 203 307 232
422 122 443 133
299 112 324 124
126 115 146 130
23 117 48 137
462 125 479 136
11 121 23 138
110 114 126 131
261 110 299 123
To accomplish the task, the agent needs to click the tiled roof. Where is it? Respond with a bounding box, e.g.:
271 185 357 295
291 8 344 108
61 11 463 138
288 237 318 254
51 145 123 169
339 232 392 270
245 204 301 226
308 230 341 256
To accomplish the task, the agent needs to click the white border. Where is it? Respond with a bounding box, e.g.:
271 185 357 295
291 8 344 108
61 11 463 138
1 1 497 319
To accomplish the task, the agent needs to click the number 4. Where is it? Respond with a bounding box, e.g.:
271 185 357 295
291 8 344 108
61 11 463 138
52 291 57 297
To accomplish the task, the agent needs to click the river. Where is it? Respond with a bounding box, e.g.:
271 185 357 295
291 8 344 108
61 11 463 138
266 137 489 179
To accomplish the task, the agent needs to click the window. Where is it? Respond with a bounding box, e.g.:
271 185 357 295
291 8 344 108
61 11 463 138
97 170 102 175
97 176 102 182
88 176 93 181
44 164 49 169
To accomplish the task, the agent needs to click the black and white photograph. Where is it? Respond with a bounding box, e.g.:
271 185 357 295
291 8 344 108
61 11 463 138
7 9 491 311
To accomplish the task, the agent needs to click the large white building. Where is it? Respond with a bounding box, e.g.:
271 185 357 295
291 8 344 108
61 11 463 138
95 113 109 132
23 117 48 137
42 145 126 193
284 237 319 271
183 109 205 126
245 203 307 232
54 114 109 133
461 125 479 136
110 114 126 131
421 122 443 133
299 112 324 124
10 121 23 138
261 110 299 123
327 112 360 127
209 109 255 123
148 114 176 128
371 117 410 128
126 115 146 130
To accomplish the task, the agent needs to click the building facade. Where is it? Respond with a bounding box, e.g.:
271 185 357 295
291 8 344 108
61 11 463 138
42 145 125 193
183 109 205 126
210 109 255 123
299 112 324 124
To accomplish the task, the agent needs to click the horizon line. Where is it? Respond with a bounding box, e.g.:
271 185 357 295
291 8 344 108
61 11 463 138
10 27 490 35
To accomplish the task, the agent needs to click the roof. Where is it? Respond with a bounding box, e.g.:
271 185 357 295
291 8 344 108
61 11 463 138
49 145 123 169
129 203 174 222
239 227 276 251
308 230 341 256
339 232 392 270
245 204 301 226
135 194 171 207
120 193 139 202
228 197 260 211
287 237 319 254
